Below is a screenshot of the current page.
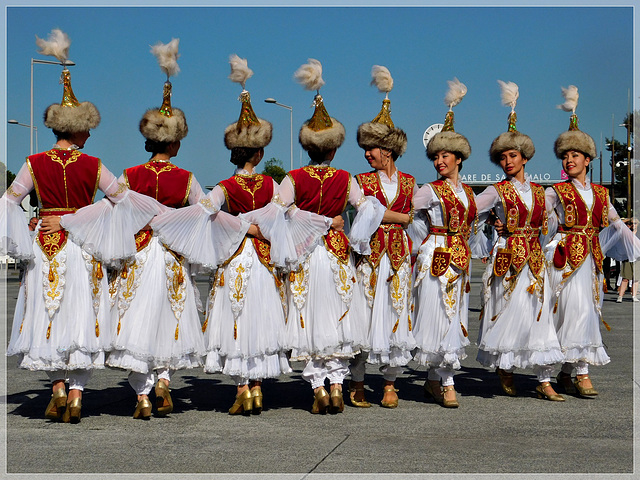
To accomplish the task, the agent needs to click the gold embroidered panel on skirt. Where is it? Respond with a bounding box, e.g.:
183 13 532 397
431 246 452 277
37 230 67 260
449 235 470 273
528 241 544 276
251 238 272 271
367 225 408 271
135 229 153 252
493 248 512 277
324 229 350 264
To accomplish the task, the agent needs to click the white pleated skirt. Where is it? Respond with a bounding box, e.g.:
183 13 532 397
7 237 111 371
285 244 357 361
355 254 415 367
203 239 291 379
545 237 610 366
476 255 564 370
107 237 205 374
411 240 470 370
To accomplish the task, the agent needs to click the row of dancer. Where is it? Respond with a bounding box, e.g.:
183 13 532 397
3 32 639 423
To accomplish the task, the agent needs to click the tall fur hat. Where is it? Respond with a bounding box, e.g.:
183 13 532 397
489 81 535 164
553 85 597 159
295 59 345 153
426 78 471 160
224 54 272 149
139 39 188 143
37 29 100 133
357 65 407 157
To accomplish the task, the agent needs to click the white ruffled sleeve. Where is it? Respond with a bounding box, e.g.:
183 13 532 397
151 185 250 270
0 163 35 260
600 204 640 261
347 177 385 255
59 168 168 264
259 176 332 267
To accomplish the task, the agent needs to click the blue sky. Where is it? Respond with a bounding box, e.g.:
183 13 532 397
2 2 636 190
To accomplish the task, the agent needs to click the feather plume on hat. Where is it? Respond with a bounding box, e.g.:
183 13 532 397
356 65 407 157
139 38 188 143
224 54 271 150
39 28 100 134
296 58 344 153
426 78 471 161
489 80 535 164
553 85 596 159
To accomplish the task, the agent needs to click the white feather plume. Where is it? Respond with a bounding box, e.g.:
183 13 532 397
228 54 253 90
370 65 393 94
151 38 180 78
294 59 325 92
35 28 70 63
444 77 467 109
557 85 579 113
498 80 519 111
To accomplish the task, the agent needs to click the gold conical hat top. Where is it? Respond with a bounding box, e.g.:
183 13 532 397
507 111 517 132
442 110 455 132
307 94 333 132
236 90 260 130
60 69 80 108
371 98 394 128
158 81 173 117
568 113 579 131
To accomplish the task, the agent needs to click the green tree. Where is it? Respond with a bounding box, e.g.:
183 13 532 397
606 111 635 218
1 162 15 194
261 157 286 184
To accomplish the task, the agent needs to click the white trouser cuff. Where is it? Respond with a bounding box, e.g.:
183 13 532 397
128 371 154 395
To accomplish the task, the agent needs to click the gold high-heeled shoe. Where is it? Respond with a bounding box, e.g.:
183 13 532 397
348 381 371 408
574 375 598 397
423 380 444 405
62 397 82 424
155 380 173 416
229 389 253 415
329 388 344 414
496 368 517 396
556 371 576 394
44 387 67 420
381 385 399 409
535 382 565 402
442 385 459 408
133 397 152 420
250 386 263 415
311 387 329 414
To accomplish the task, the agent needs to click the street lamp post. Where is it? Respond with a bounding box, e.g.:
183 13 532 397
264 98 293 171
620 121 632 218
8 120 38 153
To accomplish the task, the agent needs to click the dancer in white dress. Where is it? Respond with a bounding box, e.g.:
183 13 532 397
152 55 291 415
275 59 384 414
546 86 640 397
412 78 477 408
350 65 416 409
3 29 162 423
106 40 207 419
475 81 565 401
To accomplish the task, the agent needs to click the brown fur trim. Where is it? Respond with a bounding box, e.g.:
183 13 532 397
299 117 345 152
139 108 188 143
489 131 535 164
224 118 272 149
554 130 596 159
426 131 471 160
43 102 100 133
356 122 407 157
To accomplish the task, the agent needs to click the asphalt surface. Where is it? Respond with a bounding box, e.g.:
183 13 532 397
1 259 638 480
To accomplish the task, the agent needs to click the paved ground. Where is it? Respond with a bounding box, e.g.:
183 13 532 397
1 260 638 480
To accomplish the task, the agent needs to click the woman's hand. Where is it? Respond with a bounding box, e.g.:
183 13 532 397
247 224 265 240
494 218 507 237
39 216 62 234
331 215 345 232
382 209 410 228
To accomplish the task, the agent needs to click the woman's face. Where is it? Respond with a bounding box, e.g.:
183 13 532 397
499 149 528 178
432 150 461 179
364 147 391 171
562 150 590 179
